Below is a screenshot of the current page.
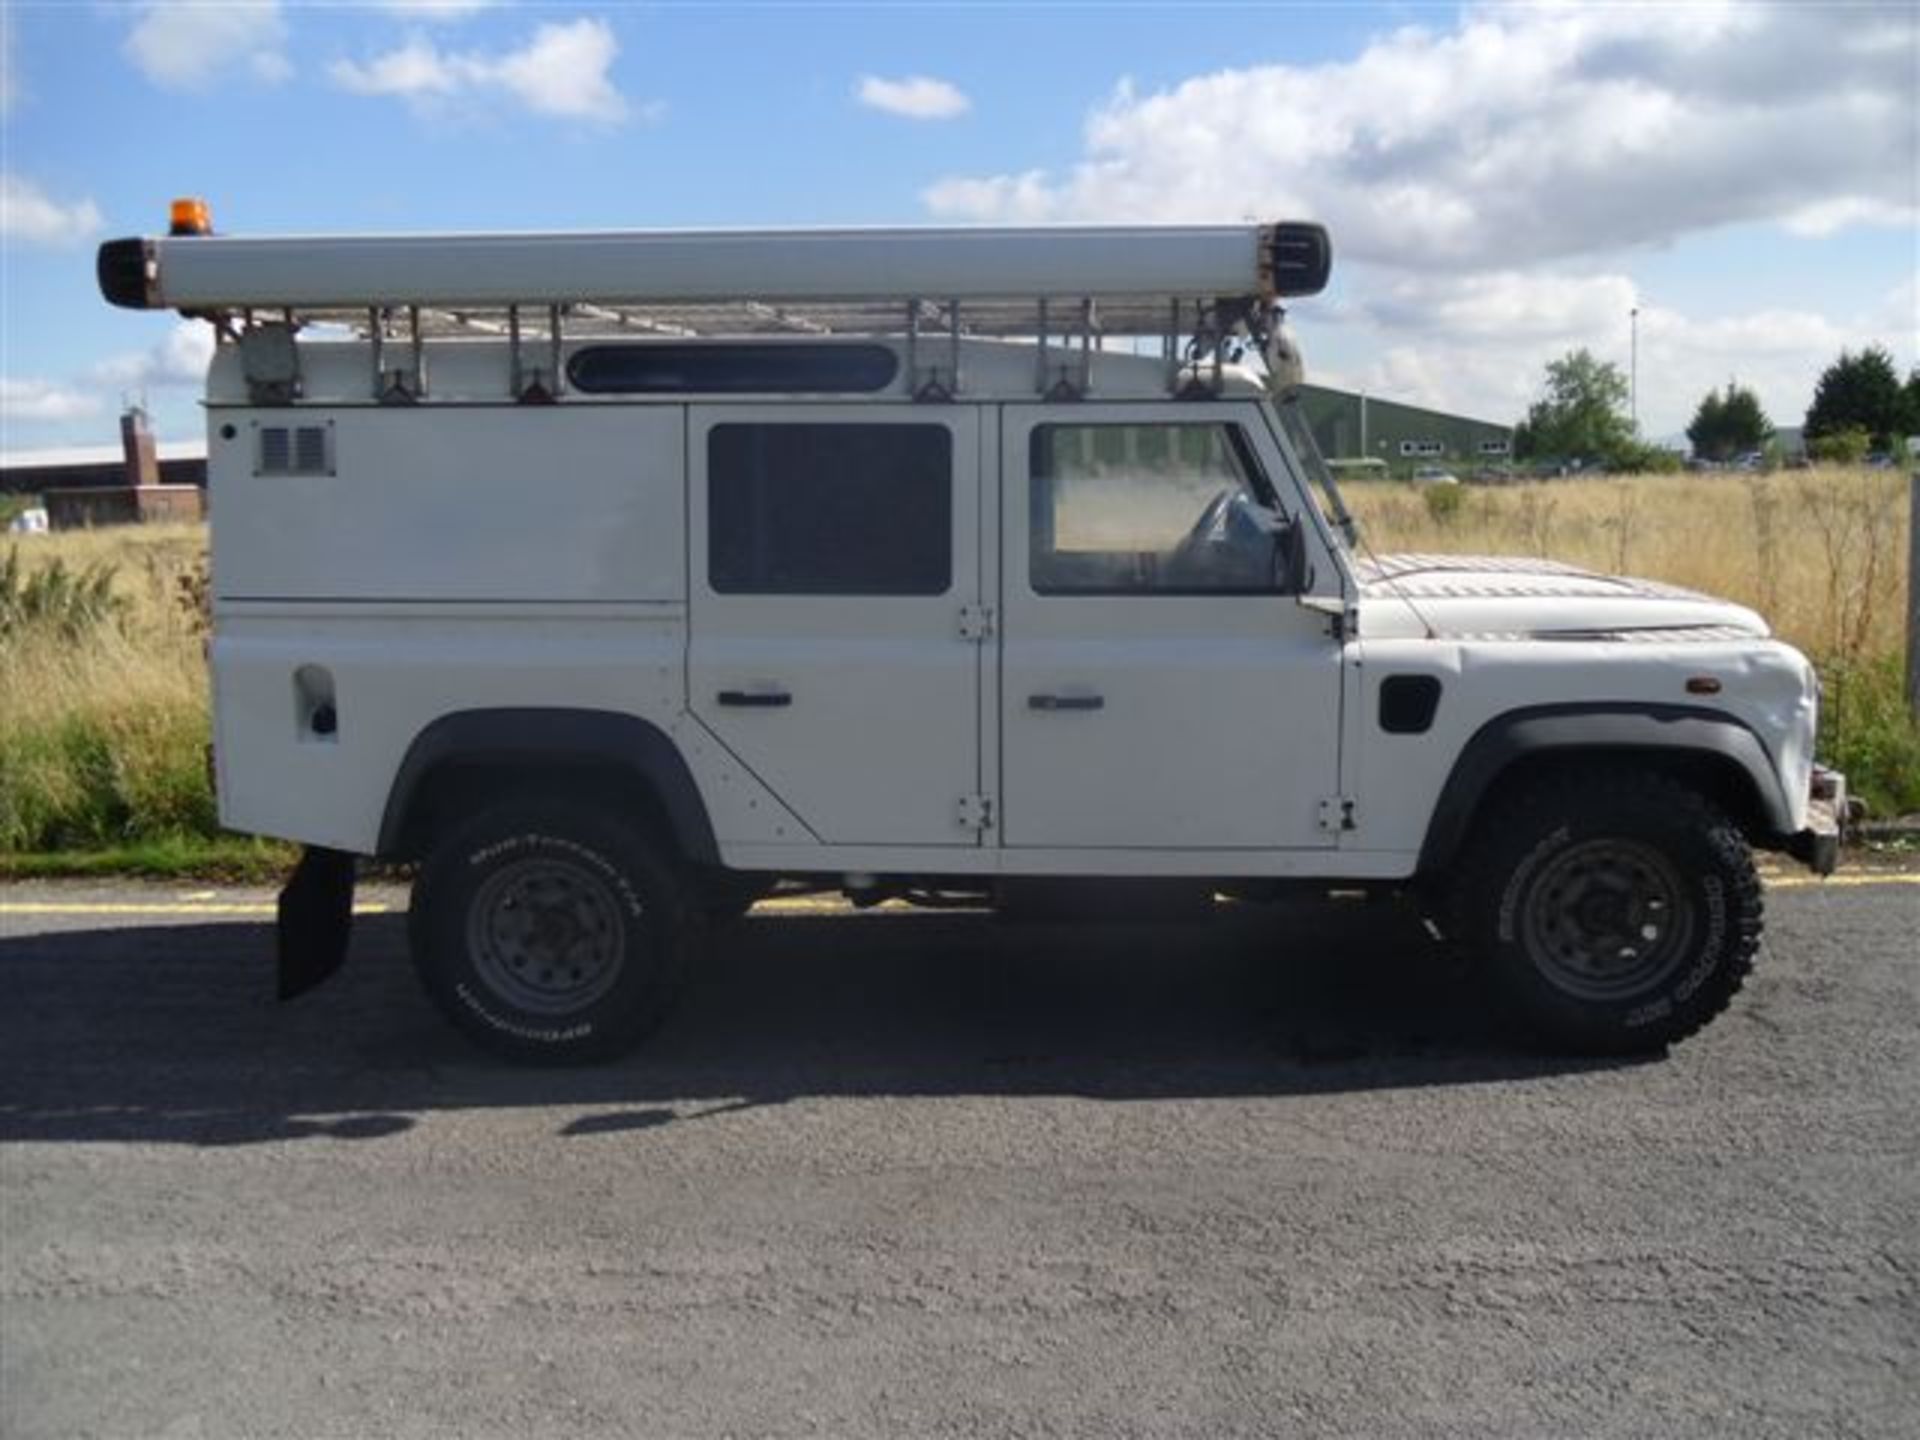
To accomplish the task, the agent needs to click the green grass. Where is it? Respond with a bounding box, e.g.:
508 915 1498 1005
1818 655 1920 818
0 694 218 852
0 835 297 881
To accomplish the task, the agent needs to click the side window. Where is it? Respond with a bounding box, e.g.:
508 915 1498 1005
1029 422 1284 595
709 423 952 595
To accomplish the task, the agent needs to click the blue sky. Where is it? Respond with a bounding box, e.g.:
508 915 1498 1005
3 1 1915 451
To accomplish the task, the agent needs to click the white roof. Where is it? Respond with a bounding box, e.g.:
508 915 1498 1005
0 439 207 472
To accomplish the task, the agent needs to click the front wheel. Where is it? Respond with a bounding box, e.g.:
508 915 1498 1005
1450 771 1763 1054
410 796 700 1064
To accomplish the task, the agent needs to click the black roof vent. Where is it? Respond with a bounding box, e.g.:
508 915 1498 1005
567 342 900 395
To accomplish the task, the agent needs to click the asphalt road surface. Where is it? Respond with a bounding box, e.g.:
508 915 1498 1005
3 874 1916 1439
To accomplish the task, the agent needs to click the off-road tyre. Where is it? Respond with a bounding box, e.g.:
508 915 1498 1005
410 795 701 1064
1449 770 1763 1055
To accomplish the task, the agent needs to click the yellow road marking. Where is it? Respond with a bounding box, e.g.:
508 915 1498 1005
1761 873 1920 890
0 902 394 917
0 874 1913 921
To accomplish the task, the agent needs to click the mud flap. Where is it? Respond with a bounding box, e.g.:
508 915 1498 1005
276 847 356 1000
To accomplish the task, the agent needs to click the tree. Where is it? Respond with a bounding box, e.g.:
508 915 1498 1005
1804 346 1906 451
1515 349 1637 467
1808 426 1872 465
1685 382 1772 461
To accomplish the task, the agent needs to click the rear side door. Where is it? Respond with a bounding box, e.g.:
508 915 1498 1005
688 405 984 847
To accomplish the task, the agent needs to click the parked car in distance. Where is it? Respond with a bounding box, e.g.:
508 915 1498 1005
1411 464 1460 486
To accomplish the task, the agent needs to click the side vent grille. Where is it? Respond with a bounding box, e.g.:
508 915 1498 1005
294 425 329 474
255 422 334 476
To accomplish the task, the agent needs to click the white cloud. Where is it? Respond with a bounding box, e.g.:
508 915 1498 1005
88 322 217 394
1308 264 1912 440
0 324 213 438
0 378 104 424
124 0 289 91
857 74 970 121
924 3 1919 268
0 174 104 247
1781 197 1919 239
331 38 459 100
331 18 631 123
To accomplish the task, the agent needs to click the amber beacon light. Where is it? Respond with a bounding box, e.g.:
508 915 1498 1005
168 197 212 236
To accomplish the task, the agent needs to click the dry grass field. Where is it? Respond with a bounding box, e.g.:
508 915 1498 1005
1342 468 1911 665
1 523 215 857
1 468 1914 862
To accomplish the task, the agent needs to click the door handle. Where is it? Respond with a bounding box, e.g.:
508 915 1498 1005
717 689 792 708
1028 693 1104 712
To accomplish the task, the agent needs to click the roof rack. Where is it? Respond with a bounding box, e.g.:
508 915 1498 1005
98 219 1331 401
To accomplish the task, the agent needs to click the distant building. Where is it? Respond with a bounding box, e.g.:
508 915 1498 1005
1290 383 1513 471
1 409 207 527
0 437 206 497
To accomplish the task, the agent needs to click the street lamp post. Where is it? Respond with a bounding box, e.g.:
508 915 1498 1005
1630 306 1640 436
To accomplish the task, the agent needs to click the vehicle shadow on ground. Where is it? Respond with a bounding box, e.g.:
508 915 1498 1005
0 902 1640 1146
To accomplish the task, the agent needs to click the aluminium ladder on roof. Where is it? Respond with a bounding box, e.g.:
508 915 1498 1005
96 219 1331 401
99 220 1331 318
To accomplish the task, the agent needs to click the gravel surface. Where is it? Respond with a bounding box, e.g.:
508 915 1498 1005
2 879 1916 1438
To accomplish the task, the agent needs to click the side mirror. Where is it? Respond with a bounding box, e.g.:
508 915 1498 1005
1272 517 1311 593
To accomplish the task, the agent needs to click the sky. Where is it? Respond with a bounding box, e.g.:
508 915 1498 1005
1 0 1915 454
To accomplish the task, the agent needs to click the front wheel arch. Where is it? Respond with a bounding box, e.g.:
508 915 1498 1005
1416 705 1794 879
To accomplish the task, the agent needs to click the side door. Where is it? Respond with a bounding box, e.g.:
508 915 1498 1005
999 402 1343 850
688 405 984 847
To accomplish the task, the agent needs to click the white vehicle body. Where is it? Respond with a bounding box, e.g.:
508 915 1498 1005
192 333 1825 877
99 213 1841 1060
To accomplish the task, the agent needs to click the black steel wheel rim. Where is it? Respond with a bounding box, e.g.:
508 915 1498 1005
1520 838 1695 1001
466 857 629 1015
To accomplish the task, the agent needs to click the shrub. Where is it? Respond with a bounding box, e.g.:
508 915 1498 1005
1421 483 1465 524
1818 656 1920 817
0 547 129 638
1809 426 1872 466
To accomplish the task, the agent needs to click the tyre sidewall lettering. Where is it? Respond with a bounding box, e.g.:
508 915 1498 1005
1671 876 1727 1007
465 832 645 922
454 982 595 1044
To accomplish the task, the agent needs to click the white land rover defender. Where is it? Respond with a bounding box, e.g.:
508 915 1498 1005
98 204 1844 1063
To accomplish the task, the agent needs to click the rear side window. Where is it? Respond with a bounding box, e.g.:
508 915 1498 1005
709 424 952 595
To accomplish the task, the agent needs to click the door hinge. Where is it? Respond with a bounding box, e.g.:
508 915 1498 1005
958 793 995 830
957 603 995 642
1316 796 1357 834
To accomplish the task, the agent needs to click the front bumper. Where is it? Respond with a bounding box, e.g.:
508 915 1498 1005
1784 766 1846 876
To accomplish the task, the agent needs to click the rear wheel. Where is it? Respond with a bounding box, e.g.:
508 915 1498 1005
1450 770 1762 1054
410 795 700 1063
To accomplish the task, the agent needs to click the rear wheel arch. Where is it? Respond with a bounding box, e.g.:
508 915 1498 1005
1416 704 1793 879
378 708 719 865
